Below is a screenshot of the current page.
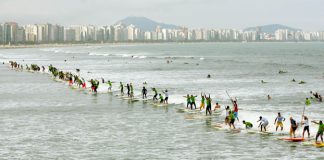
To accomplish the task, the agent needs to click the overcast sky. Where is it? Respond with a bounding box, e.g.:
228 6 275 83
0 0 323 31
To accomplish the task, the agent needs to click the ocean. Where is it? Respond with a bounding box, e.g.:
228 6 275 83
0 42 323 159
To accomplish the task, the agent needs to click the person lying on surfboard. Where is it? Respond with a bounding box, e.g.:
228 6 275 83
312 120 324 143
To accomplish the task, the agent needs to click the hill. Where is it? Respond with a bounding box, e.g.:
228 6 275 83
116 16 179 31
244 24 301 33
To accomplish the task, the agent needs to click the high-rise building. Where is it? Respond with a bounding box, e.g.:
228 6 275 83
0 24 3 44
64 28 76 42
16 27 25 42
24 25 38 42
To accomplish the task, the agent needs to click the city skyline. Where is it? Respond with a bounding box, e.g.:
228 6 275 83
1 20 324 45
0 0 323 31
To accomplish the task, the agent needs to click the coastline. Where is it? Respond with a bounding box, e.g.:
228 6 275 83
1 41 323 50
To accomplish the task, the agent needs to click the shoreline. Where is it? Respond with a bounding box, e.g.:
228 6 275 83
1 41 323 50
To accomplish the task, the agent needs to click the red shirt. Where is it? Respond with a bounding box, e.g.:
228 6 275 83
233 103 238 112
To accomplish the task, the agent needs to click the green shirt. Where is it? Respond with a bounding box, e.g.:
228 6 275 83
318 124 324 133
187 96 191 102
230 112 235 120
245 122 253 128
201 97 205 103
190 96 196 103
305 99 311 106
206 99 211 106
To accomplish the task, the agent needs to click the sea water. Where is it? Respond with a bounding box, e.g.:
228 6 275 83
0 42 323 159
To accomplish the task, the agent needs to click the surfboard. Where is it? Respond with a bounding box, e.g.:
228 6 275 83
280 137 305 142
313 142 324 147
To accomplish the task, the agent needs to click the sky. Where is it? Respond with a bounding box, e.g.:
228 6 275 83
0 0 323 31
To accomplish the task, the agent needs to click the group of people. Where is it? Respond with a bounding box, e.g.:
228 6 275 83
7 61 324 144
310 91 323 102
151 88 169 104
241 99 324 143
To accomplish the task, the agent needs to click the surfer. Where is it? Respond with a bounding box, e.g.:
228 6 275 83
163 90 169 104
267 95 271 100
142 87 147 99
205 94 212 116
200 93 205 110
289 117 298 138
126 84 130 97
261 80 266 84
232 100 239 122
302 116 310 138
312 120 324 143
159 94 164 103
190 95 197 110
107 80 112 92
130 83 134 98
229 111 236 129
257 116 269 132
186 94 191 109
152 88 158 102
243 120 253 129
225 106 230 125
274 112 285 131
120 82 124 95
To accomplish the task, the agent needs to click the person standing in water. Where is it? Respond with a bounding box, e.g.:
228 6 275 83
142 86 147 99
232 99 239 122
107 80 112 92
274 112 285 131
163 90 169 104
312 120 324 143
229 111 236 129
130 83 134 98
120 82 124 95
152 88 158 102
126 84 130 97
159 94 164 104
258 116 269 132
205 94 212 116
289 117 298 138
200 93 205 111
225 106 230 125
186 94 191 109
302 116 310 138
190 95 197 110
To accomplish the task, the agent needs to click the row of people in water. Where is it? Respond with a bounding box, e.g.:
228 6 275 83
8 62 324 143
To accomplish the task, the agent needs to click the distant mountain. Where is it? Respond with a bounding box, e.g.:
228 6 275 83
116 16 179 31
244 24 301 34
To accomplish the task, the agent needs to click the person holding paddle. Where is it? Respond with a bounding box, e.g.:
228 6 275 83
312 120 324 143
